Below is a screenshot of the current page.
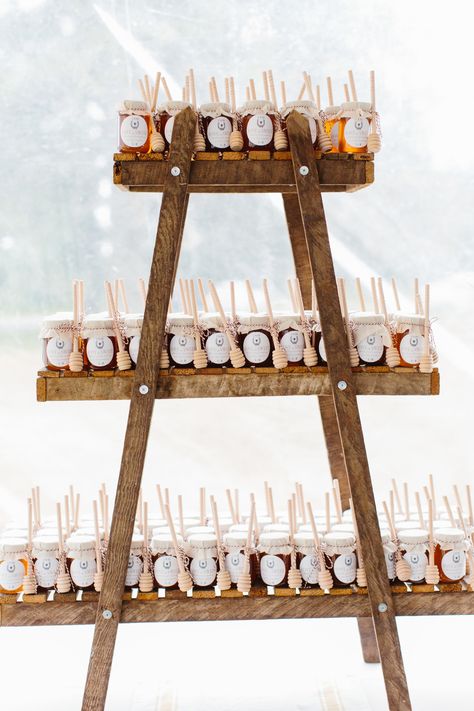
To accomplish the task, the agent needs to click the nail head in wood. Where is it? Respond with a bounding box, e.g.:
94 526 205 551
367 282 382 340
378 602 388 613
139 384 149 395
171 166 181 176
299 165 309 176
337 380 347 391
102 609 113 620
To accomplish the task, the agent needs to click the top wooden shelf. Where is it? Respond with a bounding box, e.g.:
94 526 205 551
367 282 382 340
113 151 374 194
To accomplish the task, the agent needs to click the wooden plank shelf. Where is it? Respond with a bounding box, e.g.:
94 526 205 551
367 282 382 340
2 587 472 627
113 151 374 193
36 367 440 402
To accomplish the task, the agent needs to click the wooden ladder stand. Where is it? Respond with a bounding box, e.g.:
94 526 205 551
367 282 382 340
79 107 411 710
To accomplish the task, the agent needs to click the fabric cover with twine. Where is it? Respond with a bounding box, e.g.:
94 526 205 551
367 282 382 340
130 534 145 556
280 100 320 120
323 104 341 117
65 537 96 561
350 311 392 348
151 533 183 556
398 529 429 553
237 311 271 334
199 101 234 119
156 100 192 117
435 528 470 551
223 532 255 553
257 532 291 556
167 314 194 336
324 531 356 556
238 100 275 116
82 313 115 338
0 538 28 561
338 100 372 118
123 314 143 338
32 536 60 559
263 523 290 534
39 312 74 339
187 533 218 560
120 100 148 115
294 531 317 556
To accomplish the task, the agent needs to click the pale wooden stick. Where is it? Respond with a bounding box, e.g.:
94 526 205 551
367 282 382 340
144 75 152 107
27 498 33 548
453 485 464 517
56 503 65 554
104 494 109 541
348 70 357 101
264 481 271 518
262 71 270 101
355 278 366 311
415 492 425 528
34 486 41 527
391 478 403 515
311 281 317 317
226 488 238 524
137 488 143 533
208 80 215 102
197 278 209 312
178 495 185 538
225 77 230 105
325 492 331 532
230 77 237 113
189 280 203 352
64 495 71 538
161 76 172 101
99 489 105 530
294 279 312 348
377 278 390 324
370 277 380 313
78 279 85 317
414 278 420 313
303 71 315 102
382 501 397 542
211 76 220 102
370 70 376 110
199 487 206 526
69 484 75 523
315 84 321 110
245 86 250 102
280 80 287 106
151 71 161 112
208 281 237 350
326 77 334 106
31 487 38 531
72 281 79 355
403 482 410 520
268 486 276 523
164 504 186 574
179 278 189 313
245 279 258 313
287 279 297 311
466 485 474 527
306 502 331 587
105 282 126 353
296 482 307 524
156 485 165 519
138 278 147 306
250 493 260 542
288 499 295 542
234 489 240 523
428 498 435 565
188 69 197 110
74 493 80 531
230 281 236 320
93 500 103 574
138 78 149 107
211 497 225 552
443 495 457 528
391 278 401 311
297 82 306 100
143 501 149 554
306 502 322 547
333 479 344 522
267 69 278 107
429 474 437 518
343 83 350 102
118 279 129 313
249 79 256 100
185 75 190 104
389 490 396 527
332 485 342 523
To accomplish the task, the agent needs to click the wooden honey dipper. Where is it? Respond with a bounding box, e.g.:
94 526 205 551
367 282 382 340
189 69 205 153
208 280 245 368
295 278 318 366
425 498 440 585
139 73 165 153
267 69 287 151
307 501 333 590
303 72 331 153
367 70 382 154
55 502 72 594
164 504 193 592
211 496 231 591
350 498 367 588
190 279 207 369
139 501 154 592
105 281 131 371
419 284 434 373
22 498 37 595
287 498 303 589
377 277 400 368
262 278 288 369
229 76 244 151
237 499 255 594
92 499 104 592
69 280 83 372
338 277 359 367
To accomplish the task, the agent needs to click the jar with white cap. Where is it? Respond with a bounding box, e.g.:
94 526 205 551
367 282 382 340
167 314 195 367
294 532 319 587
151 532 182 589
280 101 319 147
324 531 357 587
188 533 218 588
66 537 97 590
434 528 468 583
0 538 27 594
238 312 273 367
392 313 429 367
40 313 74 371
201 312 231 366
118 100 151 153
274 312 305 365
200 102 234 151
239 100 277 151
32 536 59 591
351 312 391 366
398 529 429 584
223 531 258 585
322 104 342 152
124 534 144 589
380 530 397 580
124 313 143 367
156 101 193 151
338 102 372 153
83 314 117 370
258 532 291 587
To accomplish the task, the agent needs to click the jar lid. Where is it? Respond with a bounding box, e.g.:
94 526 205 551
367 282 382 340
294 531 316 548
258 532 290 547
238 312 271 329
398 529 429 545
391 312 425 326
157 100 192 113
223 532 248 548
229 523 250 534
1 529 27 540
66 536 96 553
74 526 105 539
330 523 355 533
185 525 215 537
323 105 341 115
298 523 327 535
167 313 194 326
187 533 218 549
263 523 290 534
32 536 59 556
435 528 465 544
83 313 114 330
324 531 356 547
130 534 144 554
238 99 274 114
149 518 169 529
341 101 372 112
41 312 74 327
350 311 384 324
282 100 317 111
123 313 143 328
151 526 172 537
200 101 232 114
395 520 423 533
0 537 28 557
151 532 183 552
121 100 148 112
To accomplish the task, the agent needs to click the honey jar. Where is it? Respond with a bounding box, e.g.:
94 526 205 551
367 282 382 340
167 314 195 368
323 531 357 587
322 105 343 152
239 312 273 367
187 533 218 588
156 101 192 151
274 312 305 365
32 536 59 591
391 313 428 367
338 102 372 153
280 101 319 147
380 530 397 580
223 532 258 585
434 528 468 583
351 312 391 366
124 313 143 367
66 537 97 590
124 534 144 589
202 313 231 366
40 313 74 371
294 531 319 587
200 102 234 151
0 538 27 594
151 532 182 589
239 100 277 151
258 532 291 587
82 314 118 370
118 100 151 153
397 529 429 584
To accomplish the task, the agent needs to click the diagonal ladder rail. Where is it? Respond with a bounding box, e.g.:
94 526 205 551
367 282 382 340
286 110 411 711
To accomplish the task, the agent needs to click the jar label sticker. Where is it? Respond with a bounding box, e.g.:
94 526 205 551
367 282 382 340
125 554 142 587
357 334 384 363
70 558 96 588
46 335 72 368
206 331 230 365
246 114 274 146
403 551 427 582
343 117 369 148
280 330 304 363
190 557 217 587
86 336 114 367
0 559 26 591
330 121 340 148
299 554 319 584
399 333 424 365
260 554 286 586
384 550 396 579
120 115 148 148
169 334 195 365
154 555 179 587
207 116 232 148
225 552 245 583
164 116 175 144
441 550 466 581
318 336 326 363
307 116 317 144
243 331 271 364
34 557 59 589
333 553 356 584
129 336 140 364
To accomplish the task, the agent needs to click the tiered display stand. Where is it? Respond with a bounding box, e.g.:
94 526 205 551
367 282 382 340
16 107 464 711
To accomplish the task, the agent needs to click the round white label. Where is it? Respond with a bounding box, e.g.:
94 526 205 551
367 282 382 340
280 330 304 363
169 334 195 365
384 550 396 579
207 116 232 148
307 116 317 144
260 554 286 586
318 336 326 362
128 336 140 364
0 559 26 591
333 553 356 584
190 557 217 587
205 331 230 364
399 333 425 365
86 336 114 368
243 330 271 364
125 554 142 587
70 558 97 588
357 334 384 363
120 115 148 148
299 554 319 584
330 122 340 148
34 557 59 589
164 116 175 144
225 552 245 583
344 117 369 148
403 551 427 582
46 335 73 368
154 555 179 587
441 550 466 581
246 114 273 146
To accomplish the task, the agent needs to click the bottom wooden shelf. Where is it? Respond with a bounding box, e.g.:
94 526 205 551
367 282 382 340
2 586 473 627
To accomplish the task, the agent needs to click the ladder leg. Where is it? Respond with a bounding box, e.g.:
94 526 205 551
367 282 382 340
287 112 411 711
81 108 196 711
358 617 381 663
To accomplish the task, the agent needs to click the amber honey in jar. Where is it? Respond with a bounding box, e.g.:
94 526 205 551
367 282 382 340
167 314 195 368
151 532 182 590
202 313 231 366
223 532 258 586
118 100 151 153
434 528 467 583
82 314 118 370
323 531 357 587
322 105 343 152
258 532 291 587
188 533 218 589
200 102 234 151
351 312 389 366
156 101 192 151
391 312 427 367
397 529 429 585
274 312 304 365
66 537 97 590
239 100 276 151
294 532 319 587
239 312 273 367
40 313 74 371
124 313 143 368
280 101 319 147
0 538 28 594
32 536 59 592
339 102 372 154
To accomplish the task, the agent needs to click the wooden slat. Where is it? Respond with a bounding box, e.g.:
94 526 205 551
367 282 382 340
357 617 381 663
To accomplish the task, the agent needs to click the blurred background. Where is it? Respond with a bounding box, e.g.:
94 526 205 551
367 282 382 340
1 1 473 709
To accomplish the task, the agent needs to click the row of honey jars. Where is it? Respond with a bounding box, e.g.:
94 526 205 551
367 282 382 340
391 311 435 367
323 101 373 153
397 528 468 585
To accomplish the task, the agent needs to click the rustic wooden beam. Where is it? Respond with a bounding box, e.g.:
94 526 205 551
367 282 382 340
357 617 381 663
318 396 351 509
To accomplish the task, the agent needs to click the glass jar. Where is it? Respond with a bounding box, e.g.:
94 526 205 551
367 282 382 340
398 529 429 584
223 532 258 586
391 312 427 367
202 312 231 366
239 100 277 151
434 528 468 583
151 533 182 589
323 531 357 587
167 314 195 368
0 538 28 594
32 536 59 591
118 100 151 153
323 105 343 152
274 312 305 365
258 532 291 587
156 101 193 151
65 536 97 590
294 532 319 587
40 313 74 371
338 102 372 153
124 313 143 367
239 312 273 367
200 102 234 151
380 530 397 580
124 534 144 589
280 101 319 147
351 312 390 366
187 533 218 589
82 314 118 370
